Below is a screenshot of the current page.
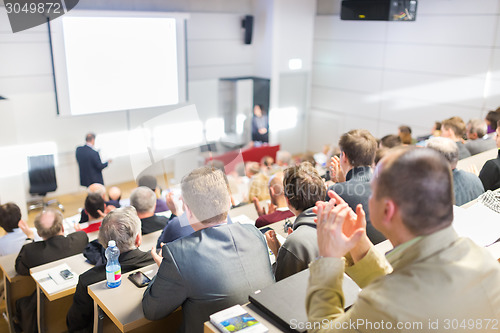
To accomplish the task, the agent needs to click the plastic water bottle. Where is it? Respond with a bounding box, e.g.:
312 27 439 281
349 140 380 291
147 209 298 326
105 240 121 288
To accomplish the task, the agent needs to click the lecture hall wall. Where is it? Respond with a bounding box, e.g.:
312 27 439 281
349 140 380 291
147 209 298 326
0 0 262 215
307 0 500 152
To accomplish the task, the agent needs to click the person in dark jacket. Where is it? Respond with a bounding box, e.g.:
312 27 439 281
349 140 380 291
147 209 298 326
67 207 154 332
130 186 168 235
76 133 110 187
265 162 326 281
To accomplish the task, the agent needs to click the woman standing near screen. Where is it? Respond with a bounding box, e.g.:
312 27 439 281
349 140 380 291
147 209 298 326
251 104 269 146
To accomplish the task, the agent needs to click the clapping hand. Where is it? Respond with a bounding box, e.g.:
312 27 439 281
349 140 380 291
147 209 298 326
330 156 346 183
314 190 366 258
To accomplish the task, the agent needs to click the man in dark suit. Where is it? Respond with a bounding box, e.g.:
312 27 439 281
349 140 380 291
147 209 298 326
67 207 155 332
130 186 169 235
327 129 385 244
76 133 110 187
142 166 274 333
14 209 88 333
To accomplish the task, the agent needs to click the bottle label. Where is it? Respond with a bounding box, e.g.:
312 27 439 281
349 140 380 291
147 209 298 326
106 267 121 288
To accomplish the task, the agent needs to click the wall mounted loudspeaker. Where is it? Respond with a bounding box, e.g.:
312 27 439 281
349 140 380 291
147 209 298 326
241 15 253 44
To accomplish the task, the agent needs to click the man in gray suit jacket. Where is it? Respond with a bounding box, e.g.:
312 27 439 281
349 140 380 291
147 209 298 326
142 166 274 333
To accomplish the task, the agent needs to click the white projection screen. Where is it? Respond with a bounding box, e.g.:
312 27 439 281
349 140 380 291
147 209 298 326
49 11 188 116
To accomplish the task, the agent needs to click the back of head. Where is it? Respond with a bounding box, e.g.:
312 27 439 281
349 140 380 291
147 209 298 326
269 172 284 199
339 129 377 167
88 183 106 198
130 186 156 214
426 137 459 169
85 132 96 143
283 162 326 212
85 193 105 219
442 116 466 138
0 203 22 233
486 110 500 131
181 166 231 224
108 186 122 201
374 147 453 235
398 125 412 135
137 175 157 191
380 134 402 149
34 208 63 239
245 162 260 177
467 119 487 138
249 172 270 202
276 150 292 166
99 206 140 253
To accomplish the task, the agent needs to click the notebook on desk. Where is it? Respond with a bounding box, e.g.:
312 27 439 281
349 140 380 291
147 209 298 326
248 269 360 333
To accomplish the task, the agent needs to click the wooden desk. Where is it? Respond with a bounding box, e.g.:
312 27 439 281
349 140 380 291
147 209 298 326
0 253 36 333
138 230 162 252
88 263 182 333
228 203 259 222
30 253 93 333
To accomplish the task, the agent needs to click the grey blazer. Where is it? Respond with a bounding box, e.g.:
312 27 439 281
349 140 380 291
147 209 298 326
142 223 274 333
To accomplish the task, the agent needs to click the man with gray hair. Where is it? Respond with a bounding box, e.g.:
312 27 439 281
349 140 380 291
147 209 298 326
130 186 168 235
465 118 497 155
427 137 484 206
142 166 274 333
67 207 154 332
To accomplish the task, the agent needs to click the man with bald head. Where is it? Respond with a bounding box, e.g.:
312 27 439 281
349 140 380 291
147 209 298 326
306 147 500 332
253 172 294 228
14 209 88 333
15 209 88 275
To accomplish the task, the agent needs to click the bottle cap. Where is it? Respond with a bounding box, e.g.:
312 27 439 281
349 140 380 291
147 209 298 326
108 240 116 247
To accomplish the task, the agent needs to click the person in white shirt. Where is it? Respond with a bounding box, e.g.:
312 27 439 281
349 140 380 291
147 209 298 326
0 203 40 256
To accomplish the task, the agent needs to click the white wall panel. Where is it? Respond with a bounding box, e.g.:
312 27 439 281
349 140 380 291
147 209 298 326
485 79 500 110
489 49 500 75
386 16 498 47
312 64 383 93
307 109 342 151
0 43 52 77
0 76 53 95
384 44 491 76
417 0 500 15
188 40 254 67
314 40 385 68
188 64 254 81
379 99 481 128
312 87 381 117
187 13 245 40
382 71 485 108
314 16 387 41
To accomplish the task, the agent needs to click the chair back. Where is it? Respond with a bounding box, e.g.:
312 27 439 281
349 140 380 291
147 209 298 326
28 155 57 195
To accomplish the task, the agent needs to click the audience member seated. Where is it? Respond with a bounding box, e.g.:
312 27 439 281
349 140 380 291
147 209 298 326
313 144 331 167
137 175 169 213
427 137 484 206
253 172 294 228
306 147 500 332
479 121 500 191
130 186 169 235
265 162 325 281
107 186 122 208
142 166 274 333
379 134 401 149
15 209 88 333
485 109 500 134
441 116 471 159
248 171 270 203
78 193 106 233
465 119 497 155
67 207 155 332
276 150 292 167
260 155 274 173
416 121 441 143
328 129 386 244
78 183 116 223
398 125 415 145
0 203 40 256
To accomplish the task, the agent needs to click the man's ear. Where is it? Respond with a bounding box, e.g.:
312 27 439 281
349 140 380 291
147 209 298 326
269 186 275 197
135 233 142 248
382 199 397 225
